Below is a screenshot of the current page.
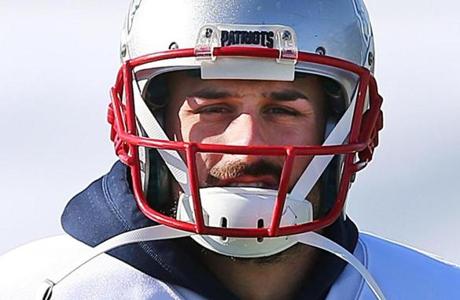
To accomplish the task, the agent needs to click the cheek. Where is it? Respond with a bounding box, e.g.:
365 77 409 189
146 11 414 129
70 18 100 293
273 123 323 146
178 115 226 144
288 156 313 186
263 112 325 147
171 113 226 185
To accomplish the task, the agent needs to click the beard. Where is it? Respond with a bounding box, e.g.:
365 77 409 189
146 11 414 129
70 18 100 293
195 241 309 265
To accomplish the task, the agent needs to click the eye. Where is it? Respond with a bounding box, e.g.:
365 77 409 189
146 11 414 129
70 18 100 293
264 106 300 116
196 105 232 115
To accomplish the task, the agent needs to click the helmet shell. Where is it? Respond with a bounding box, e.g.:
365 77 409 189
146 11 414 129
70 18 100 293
122 0 374 70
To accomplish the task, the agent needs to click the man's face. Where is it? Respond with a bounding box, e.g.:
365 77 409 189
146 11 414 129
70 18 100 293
165 71 326 193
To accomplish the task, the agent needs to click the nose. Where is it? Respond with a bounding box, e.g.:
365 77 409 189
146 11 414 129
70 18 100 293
225 113 267 147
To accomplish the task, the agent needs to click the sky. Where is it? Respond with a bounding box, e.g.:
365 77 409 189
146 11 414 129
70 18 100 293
0 0 459 265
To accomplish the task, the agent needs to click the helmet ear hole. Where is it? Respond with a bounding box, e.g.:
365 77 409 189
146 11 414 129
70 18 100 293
142 73 170 110
321 77 347 119
319 155 343 218
144 148 172 212
136 122 172 214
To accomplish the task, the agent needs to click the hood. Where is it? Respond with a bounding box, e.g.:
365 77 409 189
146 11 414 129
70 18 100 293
61 161 237 299
61 161 358 299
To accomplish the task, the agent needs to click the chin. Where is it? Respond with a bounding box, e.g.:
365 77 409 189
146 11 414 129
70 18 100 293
200 242 312 266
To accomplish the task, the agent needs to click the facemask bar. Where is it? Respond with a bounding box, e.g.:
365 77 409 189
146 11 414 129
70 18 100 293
108 47 383 238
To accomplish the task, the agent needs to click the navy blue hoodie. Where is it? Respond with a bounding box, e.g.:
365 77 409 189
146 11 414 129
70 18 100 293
61 161 358 299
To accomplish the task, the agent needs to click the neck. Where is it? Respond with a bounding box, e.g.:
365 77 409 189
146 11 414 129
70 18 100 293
199 244 318 300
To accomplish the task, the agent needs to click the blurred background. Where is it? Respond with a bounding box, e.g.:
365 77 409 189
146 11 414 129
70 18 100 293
1 1 459 264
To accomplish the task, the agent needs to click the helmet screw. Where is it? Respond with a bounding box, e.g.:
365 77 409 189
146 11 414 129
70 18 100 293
281 30 292 41
120 44 127 57
368 52 374 66
169 42 179 50
205 28 213 38
315 46 326 56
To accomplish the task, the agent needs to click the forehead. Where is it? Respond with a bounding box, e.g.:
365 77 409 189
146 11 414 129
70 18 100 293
166 71 325 98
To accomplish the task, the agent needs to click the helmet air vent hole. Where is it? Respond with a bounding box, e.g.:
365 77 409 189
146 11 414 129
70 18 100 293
220 217 228 242
257 219 264 228
257 219 264 243
120 44 127 58
368 52 374 66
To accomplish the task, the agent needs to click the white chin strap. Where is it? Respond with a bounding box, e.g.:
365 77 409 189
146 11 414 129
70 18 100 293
39 225 385 300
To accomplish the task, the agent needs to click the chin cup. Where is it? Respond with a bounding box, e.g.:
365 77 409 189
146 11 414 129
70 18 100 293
177 187 312 257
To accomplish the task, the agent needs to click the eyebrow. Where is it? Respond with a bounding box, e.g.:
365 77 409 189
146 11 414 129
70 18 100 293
264 90 310 102
189 88 310 102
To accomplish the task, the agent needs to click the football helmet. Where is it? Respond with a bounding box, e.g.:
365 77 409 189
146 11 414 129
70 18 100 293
108 0 383 258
